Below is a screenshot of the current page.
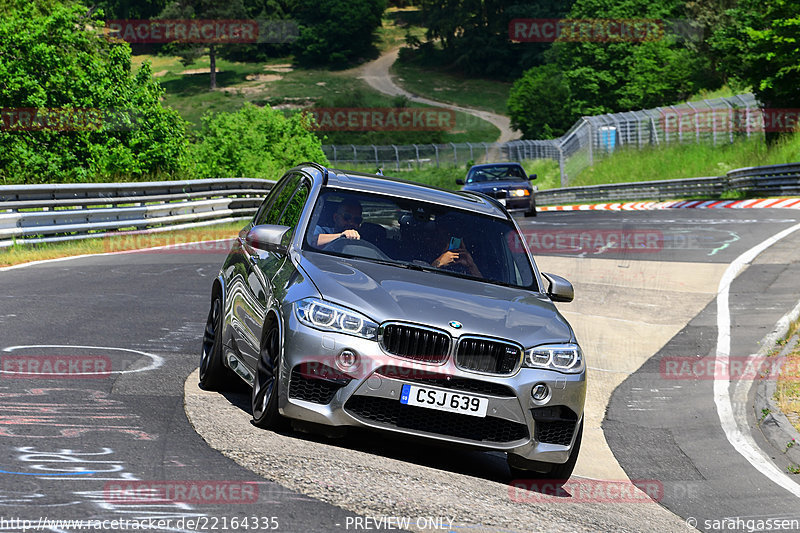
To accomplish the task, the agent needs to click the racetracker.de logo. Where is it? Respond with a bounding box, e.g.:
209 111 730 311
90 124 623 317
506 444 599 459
103 481 259 504
660 356 800 381
511 229 663 255
509 18 665 42
509 479 664 503
0 108 136 132
1 355 111 379
106 19 298 44
661 108 800 134
307 108 456 132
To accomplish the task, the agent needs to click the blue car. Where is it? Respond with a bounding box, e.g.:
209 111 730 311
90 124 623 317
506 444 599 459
457 163 537 217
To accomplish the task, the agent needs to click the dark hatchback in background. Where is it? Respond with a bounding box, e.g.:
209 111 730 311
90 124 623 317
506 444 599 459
200 163 584 480
457 162 537 217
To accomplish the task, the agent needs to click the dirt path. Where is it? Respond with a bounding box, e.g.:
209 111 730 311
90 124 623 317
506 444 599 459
358 48 521 144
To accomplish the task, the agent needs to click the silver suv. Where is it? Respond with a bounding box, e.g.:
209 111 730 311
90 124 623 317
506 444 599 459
200 163 585 480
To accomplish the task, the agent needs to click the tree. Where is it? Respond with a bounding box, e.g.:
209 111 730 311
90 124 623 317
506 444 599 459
188 103 328 179
414 0 575 79
711 0 800 143
158 0 249 89
507 64 575 138
290 0 387 67
0 0 188 183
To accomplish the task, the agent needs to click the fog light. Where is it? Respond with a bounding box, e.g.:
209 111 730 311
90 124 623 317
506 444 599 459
336 349 359 372
531 383 549 402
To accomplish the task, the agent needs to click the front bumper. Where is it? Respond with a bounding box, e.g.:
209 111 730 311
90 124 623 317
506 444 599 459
278 313 586 465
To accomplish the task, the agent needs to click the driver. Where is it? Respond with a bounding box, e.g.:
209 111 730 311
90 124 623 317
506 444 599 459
313 199 363 247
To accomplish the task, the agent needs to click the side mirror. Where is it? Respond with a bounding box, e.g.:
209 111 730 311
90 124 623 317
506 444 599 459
246 224 291 254
541 272 574 303
529 174 537 181
456 179 465 186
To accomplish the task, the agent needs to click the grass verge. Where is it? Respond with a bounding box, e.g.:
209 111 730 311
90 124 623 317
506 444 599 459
570 134 800 187
775 319 800 436
0 222 246 268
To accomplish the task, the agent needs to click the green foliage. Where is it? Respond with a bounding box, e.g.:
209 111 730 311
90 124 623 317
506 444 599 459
710 0 800 143
415 0 573 79
0 0 189 183
188 103 328 178
555 0 708 117
507 64 576 139
505 0 722 137
292 0 387 67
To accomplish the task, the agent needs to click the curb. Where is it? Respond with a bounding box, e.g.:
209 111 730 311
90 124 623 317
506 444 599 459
539 197 800 212
753 299 800 469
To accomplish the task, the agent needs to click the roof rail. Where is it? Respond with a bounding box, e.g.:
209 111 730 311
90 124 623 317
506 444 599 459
461 191 511 219
296 162 329 184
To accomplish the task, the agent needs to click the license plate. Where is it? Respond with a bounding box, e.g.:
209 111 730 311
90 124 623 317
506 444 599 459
400 384 488 417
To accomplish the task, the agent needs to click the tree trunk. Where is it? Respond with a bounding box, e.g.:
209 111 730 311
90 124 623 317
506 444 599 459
209 45 217 90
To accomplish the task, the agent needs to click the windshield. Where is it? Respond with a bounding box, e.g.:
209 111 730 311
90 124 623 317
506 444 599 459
303 188 537 290
466 164 527 184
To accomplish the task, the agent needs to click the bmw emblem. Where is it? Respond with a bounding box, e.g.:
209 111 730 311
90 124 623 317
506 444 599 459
448 321 463 329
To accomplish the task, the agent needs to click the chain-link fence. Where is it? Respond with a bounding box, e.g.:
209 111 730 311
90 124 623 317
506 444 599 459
323 94 765 185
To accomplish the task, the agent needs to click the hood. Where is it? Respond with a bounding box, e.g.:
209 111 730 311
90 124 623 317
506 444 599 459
464 179 531 192
299 251 574 347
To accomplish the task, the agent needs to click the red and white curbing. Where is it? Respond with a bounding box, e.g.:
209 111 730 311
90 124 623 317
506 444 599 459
540 197 800 212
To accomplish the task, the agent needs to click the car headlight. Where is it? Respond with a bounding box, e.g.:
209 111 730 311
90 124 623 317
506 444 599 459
510 189 530 197
294 298 378 340
524 343 583 373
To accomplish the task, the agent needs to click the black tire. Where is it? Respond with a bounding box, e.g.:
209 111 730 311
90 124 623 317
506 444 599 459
508 421 583 483
199 295 238 390
251 324 285 429
524 199 537 217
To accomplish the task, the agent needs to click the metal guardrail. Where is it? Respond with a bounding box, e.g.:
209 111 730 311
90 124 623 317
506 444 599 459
536 163 800 205
536 176 726 205
1 162 797 248
727 163 800 196
0 178 274 247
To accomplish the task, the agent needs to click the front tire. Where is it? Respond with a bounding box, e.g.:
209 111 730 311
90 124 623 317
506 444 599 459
524 199 537 217
199 294 237 390
251 324 284 429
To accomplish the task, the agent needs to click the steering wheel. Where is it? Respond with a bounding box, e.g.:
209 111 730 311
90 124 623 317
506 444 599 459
324 237 391 261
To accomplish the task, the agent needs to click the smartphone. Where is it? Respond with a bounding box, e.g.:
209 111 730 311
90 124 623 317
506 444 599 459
448 237 462 251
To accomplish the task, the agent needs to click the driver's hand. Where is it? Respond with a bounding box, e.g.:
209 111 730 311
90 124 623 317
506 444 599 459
341 229 360 240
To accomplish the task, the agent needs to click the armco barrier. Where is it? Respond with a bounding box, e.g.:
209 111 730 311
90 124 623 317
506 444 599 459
536 162 800 205
727 162 800 197
0 178 274 247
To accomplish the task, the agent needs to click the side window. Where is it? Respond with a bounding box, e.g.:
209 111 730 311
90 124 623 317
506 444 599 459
253 178 287 226
279 183 310 230
278 182 310 246
255 174 301 226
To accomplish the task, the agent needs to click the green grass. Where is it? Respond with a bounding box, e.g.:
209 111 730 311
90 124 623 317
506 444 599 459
0 222 245 267
391 61 512 116
134 54 499 143
569 134 800 188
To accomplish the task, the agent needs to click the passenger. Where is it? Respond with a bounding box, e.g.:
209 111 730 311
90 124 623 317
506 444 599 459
430 216 482 277
313 199 363 247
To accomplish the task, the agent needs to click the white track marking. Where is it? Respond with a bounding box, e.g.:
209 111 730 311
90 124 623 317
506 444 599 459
0 239 233 272
1 345 164 375
714 221 800 498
